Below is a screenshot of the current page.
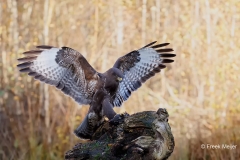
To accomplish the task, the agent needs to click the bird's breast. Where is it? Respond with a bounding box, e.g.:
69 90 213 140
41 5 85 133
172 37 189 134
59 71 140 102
104 82 119 96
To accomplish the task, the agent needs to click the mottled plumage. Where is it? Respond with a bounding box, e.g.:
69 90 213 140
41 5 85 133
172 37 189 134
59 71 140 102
17 41 175 139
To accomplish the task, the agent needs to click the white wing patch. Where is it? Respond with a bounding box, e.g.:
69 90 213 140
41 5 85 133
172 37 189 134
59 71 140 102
30 48 67 84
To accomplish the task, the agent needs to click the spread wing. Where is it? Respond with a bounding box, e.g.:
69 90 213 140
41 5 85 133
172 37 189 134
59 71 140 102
112 41 176 107
17 46 99 105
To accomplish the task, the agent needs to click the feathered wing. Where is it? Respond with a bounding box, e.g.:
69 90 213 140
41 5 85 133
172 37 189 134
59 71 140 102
17 46 99 105
113 41 176 107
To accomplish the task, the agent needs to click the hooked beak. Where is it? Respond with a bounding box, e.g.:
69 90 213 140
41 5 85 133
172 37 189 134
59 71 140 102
117 77 122 81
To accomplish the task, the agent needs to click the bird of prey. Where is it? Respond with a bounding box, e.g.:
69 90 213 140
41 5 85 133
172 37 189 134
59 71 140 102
17 41 175 139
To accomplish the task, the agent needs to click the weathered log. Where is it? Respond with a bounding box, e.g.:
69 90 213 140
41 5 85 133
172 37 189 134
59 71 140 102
65 108 174 160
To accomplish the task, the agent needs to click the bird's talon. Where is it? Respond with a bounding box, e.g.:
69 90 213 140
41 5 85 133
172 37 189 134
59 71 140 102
109 113 129 125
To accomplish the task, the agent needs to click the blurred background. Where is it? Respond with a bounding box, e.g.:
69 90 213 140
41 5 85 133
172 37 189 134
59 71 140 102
1 0 240 159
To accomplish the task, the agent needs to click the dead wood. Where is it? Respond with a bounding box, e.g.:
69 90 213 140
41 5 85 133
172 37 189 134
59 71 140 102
65 108 174 160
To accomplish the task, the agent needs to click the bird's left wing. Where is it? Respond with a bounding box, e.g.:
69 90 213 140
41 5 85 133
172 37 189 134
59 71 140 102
17 46 99 105
112 41 176 107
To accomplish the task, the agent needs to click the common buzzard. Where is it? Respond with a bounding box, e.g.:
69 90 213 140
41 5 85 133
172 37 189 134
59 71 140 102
17 41 175 139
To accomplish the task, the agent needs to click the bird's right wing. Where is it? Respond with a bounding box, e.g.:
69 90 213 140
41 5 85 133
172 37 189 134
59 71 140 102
112 42 175 107
17 46 99 105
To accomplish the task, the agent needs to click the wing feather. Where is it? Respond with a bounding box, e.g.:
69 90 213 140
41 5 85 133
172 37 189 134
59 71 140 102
17 46 99 105
113 42 175 107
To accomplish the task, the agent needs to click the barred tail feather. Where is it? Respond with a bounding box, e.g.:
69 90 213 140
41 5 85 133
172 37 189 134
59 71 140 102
74 115 92 139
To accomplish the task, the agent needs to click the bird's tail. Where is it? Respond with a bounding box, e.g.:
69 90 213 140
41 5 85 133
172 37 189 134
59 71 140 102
74 112 104 139
74 115 93 139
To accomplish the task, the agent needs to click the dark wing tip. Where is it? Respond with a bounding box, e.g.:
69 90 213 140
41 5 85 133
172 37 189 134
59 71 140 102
158 64 167 68
23 50 42 56
28 72 38 76
151 43 170 49
17 62 33 69
160 53 176 58
19 68 32 72
156 48 174 53
36 45 54 49
17 56 37 62
141 41 157 49
62 46 69 49
162 59 174 63
61 46 78 53
34 75 43 80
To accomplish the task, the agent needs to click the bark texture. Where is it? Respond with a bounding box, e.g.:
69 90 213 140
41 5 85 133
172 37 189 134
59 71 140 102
65 108 174 160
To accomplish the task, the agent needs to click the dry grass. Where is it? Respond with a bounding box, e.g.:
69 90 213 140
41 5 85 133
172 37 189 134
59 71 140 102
1 0 240 159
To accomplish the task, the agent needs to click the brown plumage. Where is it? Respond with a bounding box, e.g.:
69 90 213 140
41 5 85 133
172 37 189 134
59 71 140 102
17 41 176 139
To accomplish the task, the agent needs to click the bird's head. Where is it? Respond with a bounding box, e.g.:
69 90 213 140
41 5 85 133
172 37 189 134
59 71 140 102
105 68 124 83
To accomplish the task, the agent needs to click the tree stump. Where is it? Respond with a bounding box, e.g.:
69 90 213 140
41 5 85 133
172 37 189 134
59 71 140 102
65 108 174 160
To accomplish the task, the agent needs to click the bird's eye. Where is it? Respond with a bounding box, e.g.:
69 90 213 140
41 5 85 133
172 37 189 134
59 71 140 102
117 77 122 81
